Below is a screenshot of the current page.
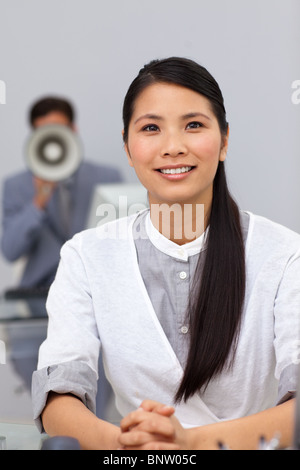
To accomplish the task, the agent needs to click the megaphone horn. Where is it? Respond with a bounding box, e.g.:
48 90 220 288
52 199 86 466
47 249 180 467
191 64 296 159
25 124 83 182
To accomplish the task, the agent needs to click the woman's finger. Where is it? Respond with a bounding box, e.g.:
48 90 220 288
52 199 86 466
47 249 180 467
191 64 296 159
120 410 176 438
119 428 180 450
120 408 146 432
139 400 175 416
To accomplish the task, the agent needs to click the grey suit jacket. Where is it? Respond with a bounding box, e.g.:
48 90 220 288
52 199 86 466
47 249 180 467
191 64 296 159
1 160 123 287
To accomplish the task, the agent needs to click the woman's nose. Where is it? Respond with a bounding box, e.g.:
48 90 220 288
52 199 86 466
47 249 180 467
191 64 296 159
161 131 187 157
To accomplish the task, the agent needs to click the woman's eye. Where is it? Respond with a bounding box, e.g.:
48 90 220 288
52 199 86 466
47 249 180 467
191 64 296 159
186 121 203 129
142 124 159 132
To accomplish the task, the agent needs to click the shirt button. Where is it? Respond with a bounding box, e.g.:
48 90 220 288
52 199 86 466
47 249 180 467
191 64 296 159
180 325 189 334
179 271 187 280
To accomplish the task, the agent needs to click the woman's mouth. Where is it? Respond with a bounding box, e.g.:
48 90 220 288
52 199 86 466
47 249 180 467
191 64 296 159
158 166 194 174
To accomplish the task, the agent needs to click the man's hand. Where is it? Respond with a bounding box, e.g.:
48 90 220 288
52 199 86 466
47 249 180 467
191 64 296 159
33 176 57 209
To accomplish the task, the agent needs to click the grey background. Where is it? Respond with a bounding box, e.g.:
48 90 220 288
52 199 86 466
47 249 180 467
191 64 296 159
0 0 299 291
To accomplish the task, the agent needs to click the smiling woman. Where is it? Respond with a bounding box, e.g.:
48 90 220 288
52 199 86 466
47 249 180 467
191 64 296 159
124 82 227 209
32 57 300 450
121 59 244 402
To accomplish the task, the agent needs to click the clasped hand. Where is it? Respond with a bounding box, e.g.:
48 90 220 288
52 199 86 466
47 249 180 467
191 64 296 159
118 400 188 450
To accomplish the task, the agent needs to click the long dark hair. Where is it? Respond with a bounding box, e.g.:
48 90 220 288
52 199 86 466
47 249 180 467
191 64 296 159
123 57 246 402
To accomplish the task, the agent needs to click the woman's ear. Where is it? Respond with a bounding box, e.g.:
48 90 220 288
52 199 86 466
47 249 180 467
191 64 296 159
219 126 229 162
122 130 134 167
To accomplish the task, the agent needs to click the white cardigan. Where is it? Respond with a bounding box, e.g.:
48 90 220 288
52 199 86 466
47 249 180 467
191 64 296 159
35 211 300 428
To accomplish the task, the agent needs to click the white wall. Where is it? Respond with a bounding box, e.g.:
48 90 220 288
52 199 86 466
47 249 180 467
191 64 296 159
0 0 299 291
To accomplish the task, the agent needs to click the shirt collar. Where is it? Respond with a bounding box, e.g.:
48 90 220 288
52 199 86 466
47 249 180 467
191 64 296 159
145 211 207 261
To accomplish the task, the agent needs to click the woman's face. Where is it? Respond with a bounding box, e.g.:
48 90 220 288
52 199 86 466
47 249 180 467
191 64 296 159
124 82 228 208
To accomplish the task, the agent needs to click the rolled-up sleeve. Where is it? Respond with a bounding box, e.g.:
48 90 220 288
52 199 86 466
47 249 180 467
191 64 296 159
32 361 98 432
31 234 101 431
274 250 300 404
277 363 298 405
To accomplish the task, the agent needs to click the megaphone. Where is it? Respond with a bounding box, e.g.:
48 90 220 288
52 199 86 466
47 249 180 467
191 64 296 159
25 124 83 182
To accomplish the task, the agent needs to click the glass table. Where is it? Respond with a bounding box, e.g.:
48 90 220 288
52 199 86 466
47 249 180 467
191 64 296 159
0 293 121 449
0 421 45 450
0 295 48 322
0 294 48 447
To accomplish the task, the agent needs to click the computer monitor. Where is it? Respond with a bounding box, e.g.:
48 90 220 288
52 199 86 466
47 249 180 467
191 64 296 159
86 183 149 229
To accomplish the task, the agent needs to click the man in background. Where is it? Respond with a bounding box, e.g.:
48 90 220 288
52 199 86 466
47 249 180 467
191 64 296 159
1 96 123 289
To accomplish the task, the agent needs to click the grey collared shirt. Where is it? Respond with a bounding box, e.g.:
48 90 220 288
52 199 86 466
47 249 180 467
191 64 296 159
133 210 296 406
133 210 250 369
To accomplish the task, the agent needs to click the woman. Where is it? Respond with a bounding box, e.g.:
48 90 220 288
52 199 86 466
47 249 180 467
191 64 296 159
32 57 300 450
